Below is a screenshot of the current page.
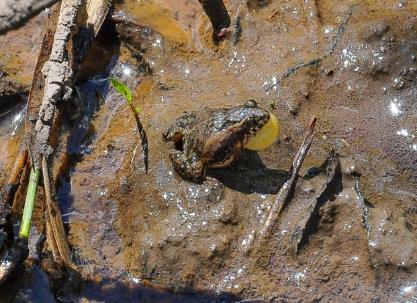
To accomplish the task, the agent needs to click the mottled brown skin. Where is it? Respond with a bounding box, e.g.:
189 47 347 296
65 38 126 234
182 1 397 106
163 100 270 183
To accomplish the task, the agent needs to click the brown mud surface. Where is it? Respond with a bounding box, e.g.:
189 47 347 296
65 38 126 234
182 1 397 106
1 0 417 302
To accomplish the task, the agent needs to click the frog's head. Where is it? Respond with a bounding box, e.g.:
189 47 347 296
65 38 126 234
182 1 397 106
241 99 271 134
221 99 270 136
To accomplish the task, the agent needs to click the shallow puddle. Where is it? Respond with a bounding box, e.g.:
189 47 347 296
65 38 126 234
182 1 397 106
1 0 417 302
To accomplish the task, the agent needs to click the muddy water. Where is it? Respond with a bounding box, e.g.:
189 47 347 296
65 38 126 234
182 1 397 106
1 0 417 302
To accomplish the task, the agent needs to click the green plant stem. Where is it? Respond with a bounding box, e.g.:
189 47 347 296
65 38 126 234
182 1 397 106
18 168 40 239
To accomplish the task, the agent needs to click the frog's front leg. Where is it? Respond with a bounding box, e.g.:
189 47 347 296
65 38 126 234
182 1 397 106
169 149 205 183
163 112 197 142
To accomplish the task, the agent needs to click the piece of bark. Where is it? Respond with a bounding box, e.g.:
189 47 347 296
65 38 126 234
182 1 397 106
28 0 83 169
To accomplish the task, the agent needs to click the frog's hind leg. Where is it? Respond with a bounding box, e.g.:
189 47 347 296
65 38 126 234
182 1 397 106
169 149 205 183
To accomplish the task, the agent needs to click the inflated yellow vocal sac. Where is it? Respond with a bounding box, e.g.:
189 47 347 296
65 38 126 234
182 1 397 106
244 112 280 150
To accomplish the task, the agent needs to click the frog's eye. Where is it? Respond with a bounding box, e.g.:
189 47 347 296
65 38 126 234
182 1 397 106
245 99 257 108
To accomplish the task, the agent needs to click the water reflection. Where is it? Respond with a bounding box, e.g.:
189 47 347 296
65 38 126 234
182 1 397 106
389 99 402 116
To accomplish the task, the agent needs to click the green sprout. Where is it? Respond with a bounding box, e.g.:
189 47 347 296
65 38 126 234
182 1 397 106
108 77 148 172
108 77 141 113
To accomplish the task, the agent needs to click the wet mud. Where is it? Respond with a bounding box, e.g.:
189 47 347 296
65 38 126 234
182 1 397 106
1 0 417 302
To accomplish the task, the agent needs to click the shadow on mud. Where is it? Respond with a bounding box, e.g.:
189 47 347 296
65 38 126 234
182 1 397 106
208 150 289 194
79 278 241 303
9 266 241 303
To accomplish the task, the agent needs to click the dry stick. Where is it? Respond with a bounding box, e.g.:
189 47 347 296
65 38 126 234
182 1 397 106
327 7 353 55
42 156 74 268
30 0 110 262
231 5 242 46
21 0 82 271
259 116 317 240
244 117 317 255
264 59 322 92
29 0 83 170
29 0 111 169
41 0 111 266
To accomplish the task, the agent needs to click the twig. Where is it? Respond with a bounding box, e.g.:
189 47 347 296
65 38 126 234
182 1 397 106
244 117 317 255
265 59 322 92
259 116 317 239
265 6 354 92
327 7 354 55
354 178 370 234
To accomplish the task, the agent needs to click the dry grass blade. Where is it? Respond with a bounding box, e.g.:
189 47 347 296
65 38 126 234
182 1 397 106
42 156 74 268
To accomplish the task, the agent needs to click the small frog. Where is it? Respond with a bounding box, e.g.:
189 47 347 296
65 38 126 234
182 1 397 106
163 100 270 183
